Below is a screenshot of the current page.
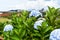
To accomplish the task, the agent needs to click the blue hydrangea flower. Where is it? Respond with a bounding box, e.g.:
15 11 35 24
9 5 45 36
4 24 13 31
34 18 45 29
29 10 42 17
49 29 60 40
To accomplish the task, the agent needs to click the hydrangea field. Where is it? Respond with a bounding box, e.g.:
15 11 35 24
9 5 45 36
0 7 60 40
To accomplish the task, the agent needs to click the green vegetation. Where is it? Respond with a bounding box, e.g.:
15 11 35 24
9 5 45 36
0 7 60 40
0 17 11 23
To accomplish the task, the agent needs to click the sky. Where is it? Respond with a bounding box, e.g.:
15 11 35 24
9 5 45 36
0 0 60 11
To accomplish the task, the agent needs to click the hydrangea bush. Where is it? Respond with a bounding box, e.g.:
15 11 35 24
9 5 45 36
4 24 13 32
29 9 43 17
1 7 60 40
50 29 60 40
45 6 60 28
34 18 46 29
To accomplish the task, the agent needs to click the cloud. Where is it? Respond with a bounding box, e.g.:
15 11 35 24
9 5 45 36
16 0 60 10
0 0 60 11
15 0 46 10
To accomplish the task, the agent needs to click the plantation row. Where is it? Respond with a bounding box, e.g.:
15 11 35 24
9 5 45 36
0 7 60 40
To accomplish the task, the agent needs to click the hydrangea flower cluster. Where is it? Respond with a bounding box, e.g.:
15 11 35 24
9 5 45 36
49 29 60 40
34 18 45 29
4 24 13 31
29 10 42 17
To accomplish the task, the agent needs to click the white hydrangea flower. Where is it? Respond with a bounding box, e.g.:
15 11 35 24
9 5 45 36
29 10 42 17
34 20 43 29
34 18 45 29
50 29 60 40
37 18 45 21
4 24 13 31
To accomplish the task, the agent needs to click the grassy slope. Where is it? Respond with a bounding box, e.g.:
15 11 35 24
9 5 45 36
0 17 11 23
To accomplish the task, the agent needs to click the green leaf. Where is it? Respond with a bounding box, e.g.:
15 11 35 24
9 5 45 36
43 26 52 33
44 34 50 38
11 36 19 40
